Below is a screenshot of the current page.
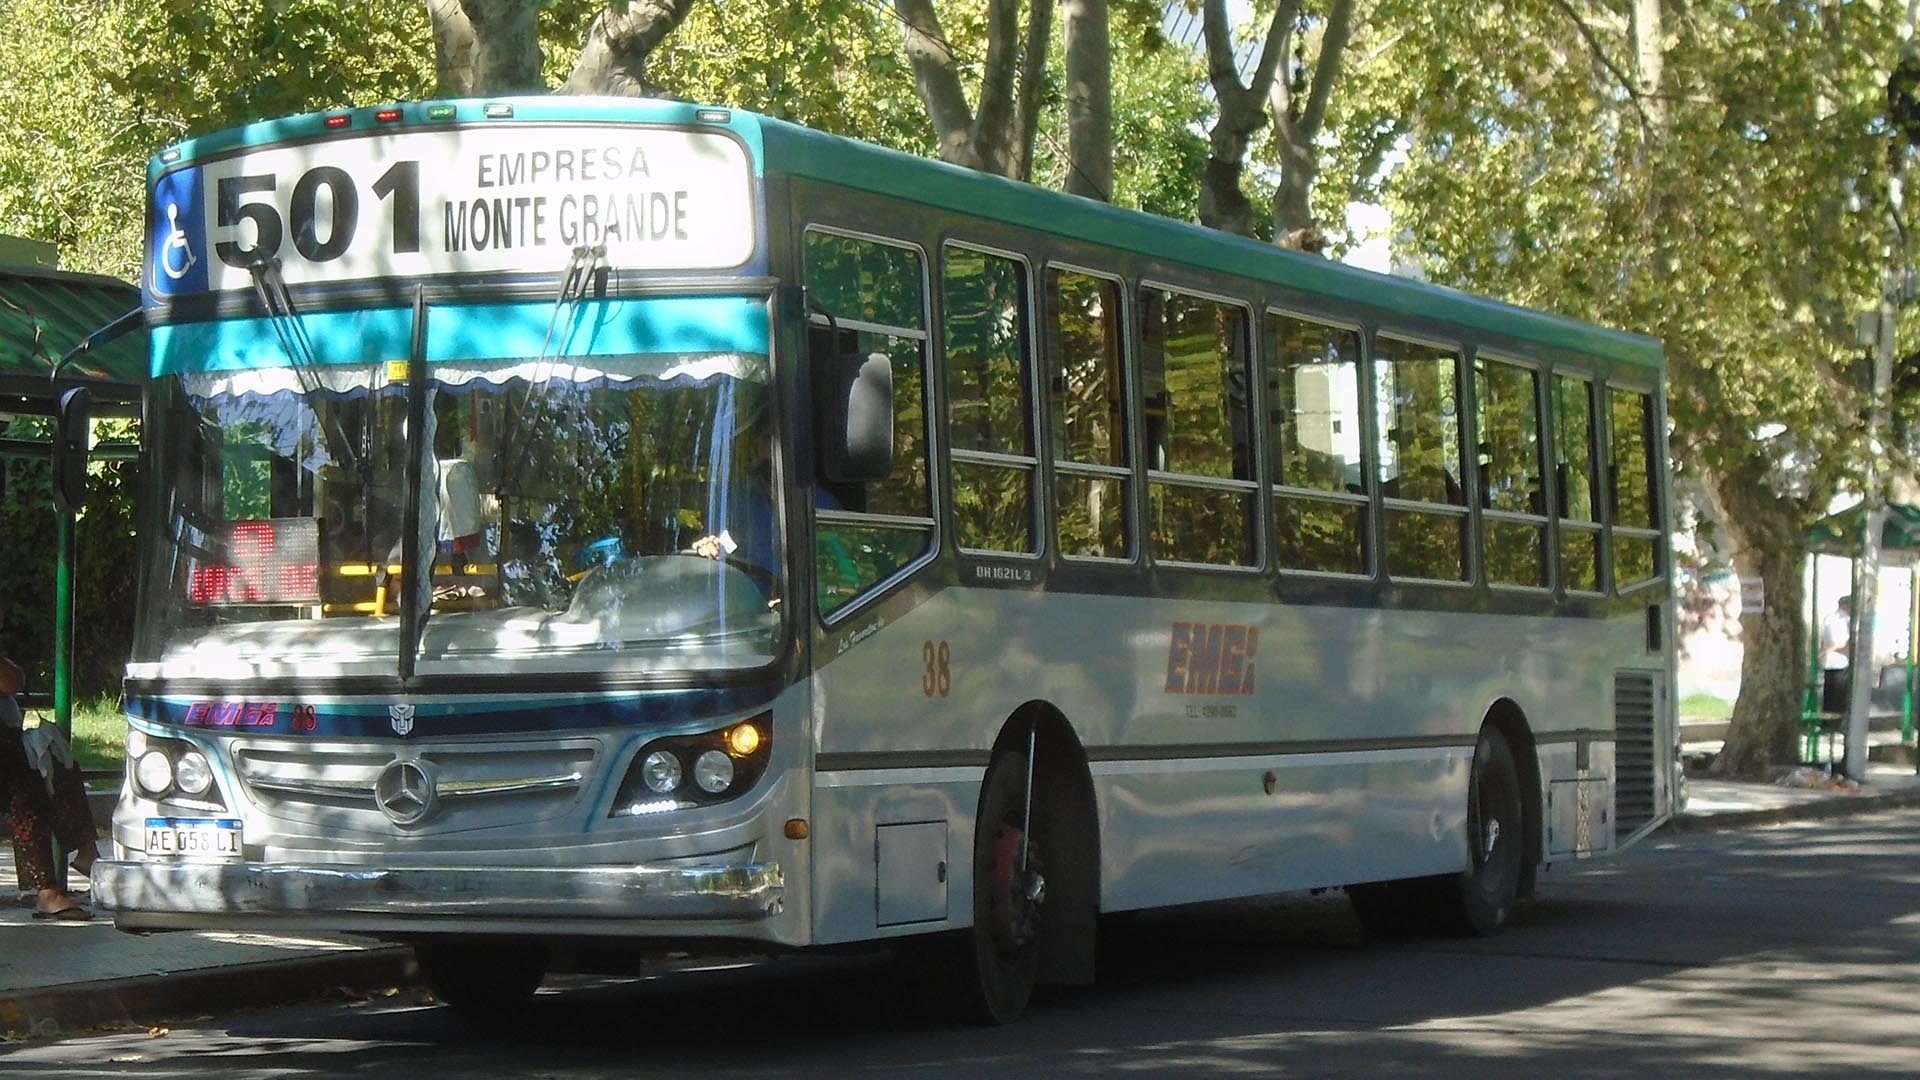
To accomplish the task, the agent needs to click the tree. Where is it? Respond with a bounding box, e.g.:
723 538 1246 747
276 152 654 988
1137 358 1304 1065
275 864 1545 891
893 0 1055 178
1266 0 1352 250
1339 1 1903 775
1195 0 1290 237
429 1 698 96
1190 0 1354 246
1062 0 1112 199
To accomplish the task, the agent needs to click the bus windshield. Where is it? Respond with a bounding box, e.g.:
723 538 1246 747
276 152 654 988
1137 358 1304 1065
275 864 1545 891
134 338 783 679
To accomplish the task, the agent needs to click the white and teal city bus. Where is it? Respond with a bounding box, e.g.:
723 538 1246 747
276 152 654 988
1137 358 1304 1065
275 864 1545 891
95 97 1677 1023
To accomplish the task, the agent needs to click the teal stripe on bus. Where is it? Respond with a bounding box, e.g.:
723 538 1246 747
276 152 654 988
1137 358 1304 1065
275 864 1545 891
151 296 770 376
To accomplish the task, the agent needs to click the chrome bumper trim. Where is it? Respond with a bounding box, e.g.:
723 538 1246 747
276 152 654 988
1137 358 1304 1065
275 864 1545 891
92 859 784 922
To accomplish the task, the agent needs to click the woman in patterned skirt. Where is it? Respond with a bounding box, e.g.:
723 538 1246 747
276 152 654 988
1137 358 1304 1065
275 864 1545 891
0 655 98 921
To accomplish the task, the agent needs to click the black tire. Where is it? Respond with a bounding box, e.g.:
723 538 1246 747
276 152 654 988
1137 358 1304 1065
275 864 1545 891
415 938 549 1013
1349 728 1526 938
954 750 1045 1024
1446 728 1525 935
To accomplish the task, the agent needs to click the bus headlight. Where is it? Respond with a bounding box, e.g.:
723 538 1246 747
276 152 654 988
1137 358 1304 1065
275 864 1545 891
135 751 174 797
128 735 227 808
694 750 734 794
610 713 771 817
641 750 682 794
174 750 214 796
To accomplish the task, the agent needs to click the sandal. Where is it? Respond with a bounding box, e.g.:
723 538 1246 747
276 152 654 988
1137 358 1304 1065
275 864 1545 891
32 905 91 922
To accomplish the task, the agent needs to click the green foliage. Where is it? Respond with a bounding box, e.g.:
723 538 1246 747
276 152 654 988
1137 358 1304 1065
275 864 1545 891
0 424 138 698
0 1 434 280
23 696 126 772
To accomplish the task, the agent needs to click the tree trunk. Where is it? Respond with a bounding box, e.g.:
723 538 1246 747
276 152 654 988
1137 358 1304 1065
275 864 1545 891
456 0 544 94
894 0 1053 178
1196 0 1291 237
1062 0 1112 200
1705 460 1811 778
427 0 476 96
560 0 699 96
1268 0 1352 253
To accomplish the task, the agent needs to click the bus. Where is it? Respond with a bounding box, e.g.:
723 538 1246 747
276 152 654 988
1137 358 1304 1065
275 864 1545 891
94 96 1678 1023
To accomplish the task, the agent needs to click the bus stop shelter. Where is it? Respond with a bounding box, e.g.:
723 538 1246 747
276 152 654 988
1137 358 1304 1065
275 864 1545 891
0 259 145 730
1803 504 1920 763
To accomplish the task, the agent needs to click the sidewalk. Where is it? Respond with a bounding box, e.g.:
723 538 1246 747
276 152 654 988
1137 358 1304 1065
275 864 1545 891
5 758 1920 1041
0 843 411 1040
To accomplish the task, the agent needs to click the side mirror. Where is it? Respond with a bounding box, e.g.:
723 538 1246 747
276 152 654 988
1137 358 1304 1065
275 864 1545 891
52 386 91 514
820 350 895 484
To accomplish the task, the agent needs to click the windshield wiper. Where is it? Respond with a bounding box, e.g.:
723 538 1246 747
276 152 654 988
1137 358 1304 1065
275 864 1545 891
496 243 606 501
246 258 364 473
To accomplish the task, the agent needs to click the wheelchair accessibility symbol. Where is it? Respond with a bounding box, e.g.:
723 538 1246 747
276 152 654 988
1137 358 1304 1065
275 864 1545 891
160 202 198 281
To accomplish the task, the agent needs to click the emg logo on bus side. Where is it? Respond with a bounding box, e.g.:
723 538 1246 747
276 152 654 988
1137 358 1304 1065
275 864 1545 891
1164 621 1259 696
150 168 208 296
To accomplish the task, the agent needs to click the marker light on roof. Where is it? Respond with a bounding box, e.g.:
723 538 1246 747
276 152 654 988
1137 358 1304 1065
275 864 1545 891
375 108 403 123
324 114 351 129
427 104 456 121
483 103 514 119
696 108 731 123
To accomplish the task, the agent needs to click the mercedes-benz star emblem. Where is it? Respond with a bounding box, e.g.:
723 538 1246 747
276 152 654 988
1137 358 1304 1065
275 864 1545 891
375 759 437 825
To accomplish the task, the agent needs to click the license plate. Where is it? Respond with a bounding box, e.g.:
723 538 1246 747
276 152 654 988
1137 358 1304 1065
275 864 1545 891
145 817 243 860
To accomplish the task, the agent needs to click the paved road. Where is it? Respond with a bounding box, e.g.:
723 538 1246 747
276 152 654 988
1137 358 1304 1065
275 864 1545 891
7 810 1919 1078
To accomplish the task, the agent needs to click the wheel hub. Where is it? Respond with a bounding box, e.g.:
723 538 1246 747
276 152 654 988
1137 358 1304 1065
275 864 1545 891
990 824 1043 954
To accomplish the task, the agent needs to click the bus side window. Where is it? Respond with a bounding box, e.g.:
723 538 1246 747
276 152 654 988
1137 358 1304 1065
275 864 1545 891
1475 357 1547 589
1551 374 1603 592
1608 386 1661 588
942 245 1038 554
1373 336 1468 582
1045 268 1132 560
1140 286 1257 568
1265 311 1368 577
803 229 935 617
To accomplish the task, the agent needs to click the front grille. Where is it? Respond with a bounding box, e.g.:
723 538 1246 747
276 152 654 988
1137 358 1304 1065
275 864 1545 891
232 739 600 833
1613 672 1658 836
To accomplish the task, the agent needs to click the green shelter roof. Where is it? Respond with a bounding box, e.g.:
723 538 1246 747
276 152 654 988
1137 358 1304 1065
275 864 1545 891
0 263 145 386
1808 503 1920 556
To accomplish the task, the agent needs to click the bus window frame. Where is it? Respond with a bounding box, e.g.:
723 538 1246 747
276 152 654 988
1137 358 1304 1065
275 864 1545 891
1472 348 1552 596
801 223 942 627
938 238 1046 563
1547 365 1609 598
1263 305 1375 583
1137 277 1263 574
1041 259 1140 569
1372 328 1474 588
1601 376 1667 598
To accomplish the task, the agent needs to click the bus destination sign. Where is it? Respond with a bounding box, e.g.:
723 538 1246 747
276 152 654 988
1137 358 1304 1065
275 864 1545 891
148 124 757 298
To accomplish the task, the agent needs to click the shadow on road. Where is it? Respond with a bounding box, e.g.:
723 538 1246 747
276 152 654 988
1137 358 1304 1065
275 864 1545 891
10 811 1920 1077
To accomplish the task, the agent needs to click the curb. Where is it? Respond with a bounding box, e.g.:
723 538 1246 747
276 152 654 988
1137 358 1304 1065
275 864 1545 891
1665 786 1920 833
0 945 415 1041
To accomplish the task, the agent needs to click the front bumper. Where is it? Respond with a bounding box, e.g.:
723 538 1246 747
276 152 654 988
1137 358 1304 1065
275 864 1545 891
92 858 785 926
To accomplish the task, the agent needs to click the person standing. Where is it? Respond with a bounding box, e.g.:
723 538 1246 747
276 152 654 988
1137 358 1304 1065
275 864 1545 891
0 655 98 920
1820 594 1853 716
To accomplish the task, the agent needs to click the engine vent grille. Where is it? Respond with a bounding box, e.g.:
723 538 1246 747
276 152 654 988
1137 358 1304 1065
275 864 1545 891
1614 672 1658 837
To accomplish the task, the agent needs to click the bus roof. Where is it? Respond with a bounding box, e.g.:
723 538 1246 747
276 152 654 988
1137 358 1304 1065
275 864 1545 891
756 115 1662 374
151 97 1660 373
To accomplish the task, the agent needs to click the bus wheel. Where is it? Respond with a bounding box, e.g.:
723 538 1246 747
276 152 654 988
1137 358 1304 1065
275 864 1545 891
415 938 549 1013
955 750 1045 1024
1448 727 1524 935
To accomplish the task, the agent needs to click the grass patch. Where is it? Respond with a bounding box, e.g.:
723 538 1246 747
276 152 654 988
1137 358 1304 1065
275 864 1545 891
1679 691 1734 721
22 694 126 775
